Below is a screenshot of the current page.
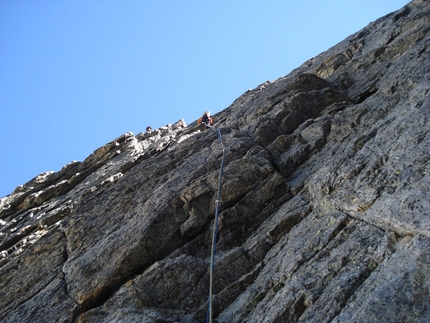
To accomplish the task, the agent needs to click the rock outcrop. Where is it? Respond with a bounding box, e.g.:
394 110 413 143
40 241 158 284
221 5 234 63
1 1 429 322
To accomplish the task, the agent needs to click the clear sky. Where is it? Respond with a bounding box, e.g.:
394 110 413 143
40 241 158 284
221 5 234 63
0 0 410 198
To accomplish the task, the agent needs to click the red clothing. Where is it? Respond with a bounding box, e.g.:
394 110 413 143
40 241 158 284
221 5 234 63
198 115 214 126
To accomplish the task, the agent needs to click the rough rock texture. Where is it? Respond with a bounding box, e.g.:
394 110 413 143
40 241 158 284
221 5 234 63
1 1 429 322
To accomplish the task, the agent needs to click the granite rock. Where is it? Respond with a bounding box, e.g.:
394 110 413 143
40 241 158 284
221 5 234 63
1 1 430 322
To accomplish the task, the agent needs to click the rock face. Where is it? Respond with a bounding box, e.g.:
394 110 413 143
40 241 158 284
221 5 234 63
1 1 429 322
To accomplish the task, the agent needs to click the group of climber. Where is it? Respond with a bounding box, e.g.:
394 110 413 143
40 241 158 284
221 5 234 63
145 111 214 134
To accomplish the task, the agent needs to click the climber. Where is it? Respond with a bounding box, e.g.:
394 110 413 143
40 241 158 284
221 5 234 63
146 126 153 133
198 111 214 129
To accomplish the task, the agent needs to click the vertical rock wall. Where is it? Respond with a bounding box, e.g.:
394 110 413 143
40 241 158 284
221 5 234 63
1 1 429 322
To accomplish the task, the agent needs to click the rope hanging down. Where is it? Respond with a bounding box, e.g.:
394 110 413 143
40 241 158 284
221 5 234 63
207 127 226 323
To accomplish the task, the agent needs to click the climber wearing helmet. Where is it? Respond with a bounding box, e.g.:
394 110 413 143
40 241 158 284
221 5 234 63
198 111 214 129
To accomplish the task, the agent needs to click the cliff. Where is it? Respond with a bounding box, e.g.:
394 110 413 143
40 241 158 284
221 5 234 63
1 1 429 322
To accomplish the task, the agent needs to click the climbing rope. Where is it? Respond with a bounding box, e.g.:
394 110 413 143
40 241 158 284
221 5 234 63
207 126 226 323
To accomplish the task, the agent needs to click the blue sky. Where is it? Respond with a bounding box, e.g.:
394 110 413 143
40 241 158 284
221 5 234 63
0 1 409 197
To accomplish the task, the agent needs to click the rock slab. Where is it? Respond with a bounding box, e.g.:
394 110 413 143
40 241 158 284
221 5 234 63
1 1 430 322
